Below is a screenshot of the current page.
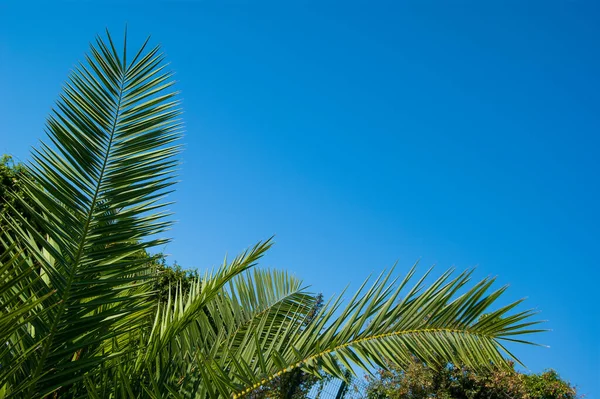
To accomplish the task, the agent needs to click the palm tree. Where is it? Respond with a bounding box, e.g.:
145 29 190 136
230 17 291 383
0 31 543 399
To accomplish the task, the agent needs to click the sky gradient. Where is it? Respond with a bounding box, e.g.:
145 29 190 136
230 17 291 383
1 1 598 396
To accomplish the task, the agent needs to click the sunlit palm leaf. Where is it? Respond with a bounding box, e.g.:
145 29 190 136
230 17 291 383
143 240 274 365
0 30 181 397
172 266 317 397
179 266 542 398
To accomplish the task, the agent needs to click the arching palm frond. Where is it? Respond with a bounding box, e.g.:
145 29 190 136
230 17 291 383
143 240 275 365
180 266 542 398
166 266 318 398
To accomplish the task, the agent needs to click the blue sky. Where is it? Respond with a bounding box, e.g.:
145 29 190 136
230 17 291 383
1 1 598 396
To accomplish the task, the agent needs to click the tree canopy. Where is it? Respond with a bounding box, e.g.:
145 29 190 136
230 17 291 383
366 358 579 399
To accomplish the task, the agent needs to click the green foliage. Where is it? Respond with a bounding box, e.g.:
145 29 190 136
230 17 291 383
366 358 579 399
522 369 579 399
0 155 25 215
0 155 40 250
0 158 194 304
248 368 331 399
0 30 543 398
150 255 199 301
248 294 334 399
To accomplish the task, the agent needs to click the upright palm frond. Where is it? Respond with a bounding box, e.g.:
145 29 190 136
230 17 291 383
0 30 182 397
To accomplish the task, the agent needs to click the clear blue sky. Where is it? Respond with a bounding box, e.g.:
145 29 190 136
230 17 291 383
1 1 598 396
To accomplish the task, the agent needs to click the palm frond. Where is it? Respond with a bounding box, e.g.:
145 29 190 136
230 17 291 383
0 30 181 397
167 263 318 398
142 239 274 366
181 265 542 398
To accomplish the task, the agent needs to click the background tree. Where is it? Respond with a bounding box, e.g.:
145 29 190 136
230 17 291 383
0 155 25 216
366 357 579 399
0 155 42 252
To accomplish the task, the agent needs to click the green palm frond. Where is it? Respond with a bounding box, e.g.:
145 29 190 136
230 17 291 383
172 266 318 398
0 30 181 397
0 245 56 376
201 267 317 355
76 240 275 397
142 240 274 365
181 265 542 399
